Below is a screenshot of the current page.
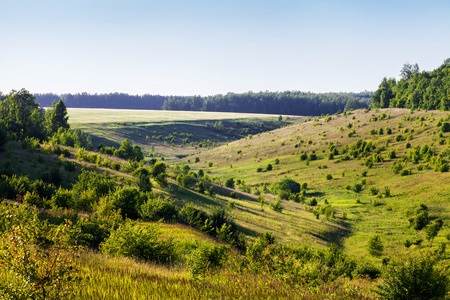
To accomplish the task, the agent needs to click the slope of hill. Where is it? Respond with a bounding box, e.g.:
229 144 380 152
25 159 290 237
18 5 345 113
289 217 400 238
68 108 304 160
185 108 450 259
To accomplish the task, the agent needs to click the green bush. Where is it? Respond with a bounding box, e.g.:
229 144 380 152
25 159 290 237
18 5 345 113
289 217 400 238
353 263 381 279
178 204 209 229
441 122 450 132
225 177 235 189
108 187 146 220
326 174 333 180
269 199 283 212
367 235 383 257
353 183 362 193
189 244 229 277
139 197 178 222
275 178 300 194
100 221 176 264
376 255 450 300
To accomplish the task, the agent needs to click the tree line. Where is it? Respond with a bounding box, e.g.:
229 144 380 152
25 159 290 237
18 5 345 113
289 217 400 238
162 91 372 115
31 91 372 116
371 58 450 110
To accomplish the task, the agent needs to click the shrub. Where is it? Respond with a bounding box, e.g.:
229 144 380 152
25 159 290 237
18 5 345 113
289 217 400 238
256 167 263 172
139 197 178 222
269 199 283 212
178 204 208 229
400 169 412 176
0 204 81 299
353 183 362 193
225 177 235 189
275 178 300 194
369 186 379 195
353 263 381 279
441 122 450 132
326 174 333 180
266 164 272 171
108 187 146 219
100 221 176 264
189 244 229 277
375 255 450 300
367 235 383 257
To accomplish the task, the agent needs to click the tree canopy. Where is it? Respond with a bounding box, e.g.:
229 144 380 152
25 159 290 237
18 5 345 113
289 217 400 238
371 58 450 110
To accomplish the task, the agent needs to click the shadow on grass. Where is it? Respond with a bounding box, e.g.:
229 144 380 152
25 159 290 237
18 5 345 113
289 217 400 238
306 191 325 198
234 223 259 238
310 220 352 247
168 182 220 208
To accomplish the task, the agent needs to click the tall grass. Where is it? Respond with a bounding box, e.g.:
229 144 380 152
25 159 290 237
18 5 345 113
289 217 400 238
72 251 375 299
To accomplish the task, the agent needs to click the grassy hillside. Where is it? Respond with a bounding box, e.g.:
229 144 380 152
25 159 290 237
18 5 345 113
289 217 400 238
184 108 450 259
68 108 303 160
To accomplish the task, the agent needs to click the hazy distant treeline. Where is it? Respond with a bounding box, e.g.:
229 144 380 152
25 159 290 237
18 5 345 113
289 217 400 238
34 91 372 116
34 93 176 110
162 91 371 115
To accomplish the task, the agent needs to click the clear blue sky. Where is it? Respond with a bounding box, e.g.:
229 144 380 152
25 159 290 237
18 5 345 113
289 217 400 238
1 0 449 96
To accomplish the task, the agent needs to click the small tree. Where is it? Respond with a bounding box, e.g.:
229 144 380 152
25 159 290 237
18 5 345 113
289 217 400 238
196 181 206 194
425 218 444 243
225 178 235 189
258 195 265 211
367 235 384 257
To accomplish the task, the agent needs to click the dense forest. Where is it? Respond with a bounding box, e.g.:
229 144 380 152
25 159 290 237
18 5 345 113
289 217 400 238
162 91 372 115
371 58 450 110
33 91 372 116
34 93 174 110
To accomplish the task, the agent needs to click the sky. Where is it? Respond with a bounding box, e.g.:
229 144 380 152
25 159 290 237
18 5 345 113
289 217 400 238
1 0 450 96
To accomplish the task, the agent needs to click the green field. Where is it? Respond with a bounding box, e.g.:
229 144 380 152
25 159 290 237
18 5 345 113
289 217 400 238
67 108 290 124
68 108 304 160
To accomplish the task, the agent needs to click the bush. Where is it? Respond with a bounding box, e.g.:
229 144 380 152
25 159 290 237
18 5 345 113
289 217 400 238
326 174 333 180
376 255 450 300
178 204 209 229
369 186 379 196
0 204 81 299
353 183 362 193
189 244 229 277
225 177 235 189
441 122 450 132
367 235 383 257
100 221 176 264
400 169 412 176
269 199 283 212
51 187 73 208
256 167 263 172
353 263 381 279
275 178 300 194
108 187 146 219
139 197 178 222
266 164 272 171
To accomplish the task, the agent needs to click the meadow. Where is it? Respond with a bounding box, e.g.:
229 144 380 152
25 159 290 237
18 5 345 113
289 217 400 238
1 104 449 299
68 108 304 160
